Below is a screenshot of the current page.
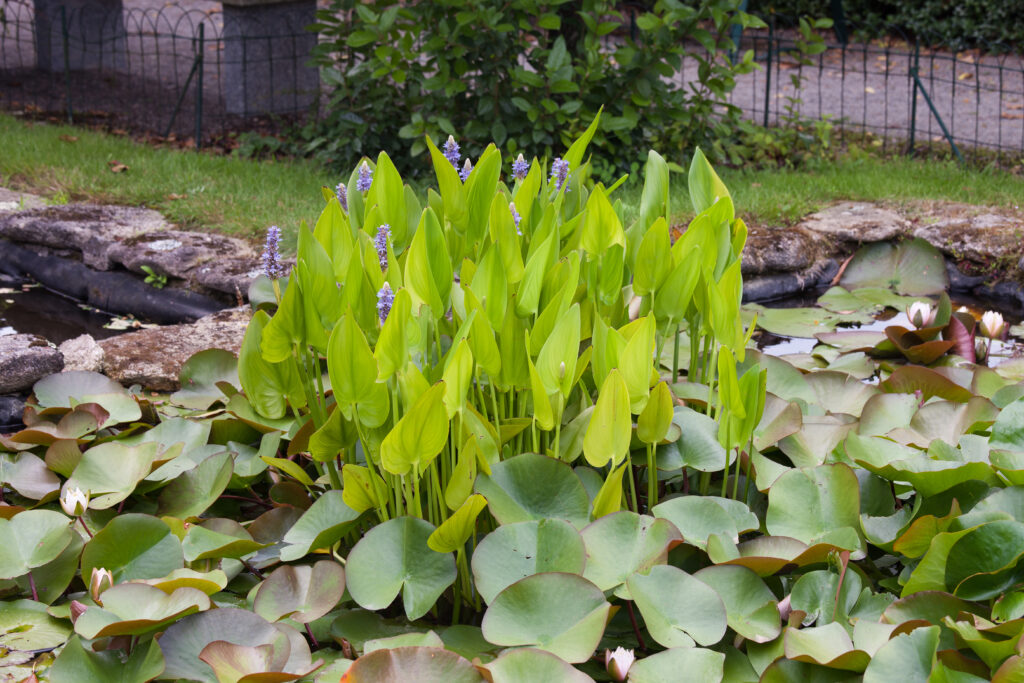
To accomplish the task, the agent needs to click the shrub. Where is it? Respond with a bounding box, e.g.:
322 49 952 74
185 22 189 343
305 0 765 178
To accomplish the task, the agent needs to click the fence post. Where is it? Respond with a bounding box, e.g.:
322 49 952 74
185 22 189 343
60 4 72 123
195 21 204 151
907 39 918 156
829 0 847 45
763 13 773 129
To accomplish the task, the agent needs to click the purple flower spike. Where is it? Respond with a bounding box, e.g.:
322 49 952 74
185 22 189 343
375 223 391 272
443 135 461 168
335 182 348 211
460 158 473 183
261 225 285 280
357 161 373 193
550 157 570 192
512 153 529 180
377 282 394 324
509 202 522 236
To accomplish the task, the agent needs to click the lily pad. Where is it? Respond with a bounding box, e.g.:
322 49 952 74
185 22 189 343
64 441 158 510
693 565 780 643
81 513 183 583
74 583 211 638
482 573 611 663
652 496 758 551
0 452 60 500
338 647 483 682
48 635 165 683
345 517 456 620
483 647 592 683
170 348 239 409
626 565 727 648
33 371 140 427
0 599 72 661
627 647 725 683
840 238 948 296
580 511 683 597
470 518 586 605
765 464 863 551
280 490 362 562
474 452 590 528
253 560 346 624
0 509 73 579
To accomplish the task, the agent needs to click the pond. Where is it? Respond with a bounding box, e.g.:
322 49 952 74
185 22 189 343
0 281 128 344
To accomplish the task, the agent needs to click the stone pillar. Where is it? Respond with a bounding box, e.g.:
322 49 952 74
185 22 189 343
33 0 127 72
221 0 319 115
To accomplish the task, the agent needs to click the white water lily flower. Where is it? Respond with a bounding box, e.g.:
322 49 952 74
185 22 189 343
89 567 114 604
907 301 934 329
60 487 89 517
980 310 1005 339
606 647 635 681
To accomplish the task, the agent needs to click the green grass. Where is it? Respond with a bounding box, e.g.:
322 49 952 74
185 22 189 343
2 114 1022 244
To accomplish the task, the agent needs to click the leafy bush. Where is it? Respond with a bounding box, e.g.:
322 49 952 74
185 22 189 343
304 0 764 177
762 0 1024 49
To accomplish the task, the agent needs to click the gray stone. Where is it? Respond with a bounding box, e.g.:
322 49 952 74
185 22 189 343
33 0 126 71
59 334 105 373
99 307 250 391
105 230 258 287
222 0 319 115
0 188 47 215
0 334 64 393
0 203 170 270
742 225 830 275
0 395 26 429
799 202 909 243
913 213 1024 266
945 260 988 291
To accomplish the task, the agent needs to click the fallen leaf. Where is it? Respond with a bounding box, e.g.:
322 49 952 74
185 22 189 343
166 193 187 200
865 86 875 94
59 134 78 143
107 160 129 173
1003 113 1024 120
957 72 973 81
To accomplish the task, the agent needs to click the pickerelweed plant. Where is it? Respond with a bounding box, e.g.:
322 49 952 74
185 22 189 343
238 113 766 620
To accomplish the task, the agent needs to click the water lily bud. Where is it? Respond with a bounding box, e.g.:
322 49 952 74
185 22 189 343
69 600 87 625
605 647 635 682
980 310 1005 339
777 594 792 621
89 567 114 605
60 487 89 517
975 338 989 362
906 301 934 329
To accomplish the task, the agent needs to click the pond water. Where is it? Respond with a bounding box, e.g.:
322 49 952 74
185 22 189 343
0 283 127 344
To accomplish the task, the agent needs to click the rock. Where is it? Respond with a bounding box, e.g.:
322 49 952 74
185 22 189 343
742 225 830 275
945 260 988 291
0 203 170 270
99 307 251 391
0 334 64 393
0 395 26 429
742 259 839 302
0 188 47 215
59 334 105 373
913 213 1024 268
799 202 908 243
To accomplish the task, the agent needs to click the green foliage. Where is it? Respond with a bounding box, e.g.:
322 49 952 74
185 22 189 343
304 0 765 176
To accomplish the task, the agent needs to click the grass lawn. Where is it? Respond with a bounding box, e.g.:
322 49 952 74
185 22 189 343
2 113 1022 244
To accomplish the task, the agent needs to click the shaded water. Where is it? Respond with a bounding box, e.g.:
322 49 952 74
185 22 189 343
0 284 124 344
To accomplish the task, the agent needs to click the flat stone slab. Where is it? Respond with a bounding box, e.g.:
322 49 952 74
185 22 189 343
799 202 909 243
0 333 64 393
0 188 47 215
99 307 250 391
742 225 829 275
912 212 1024 269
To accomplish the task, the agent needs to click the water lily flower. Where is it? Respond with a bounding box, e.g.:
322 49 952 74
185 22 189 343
90 567 114 604
443 135 461 167
356 161 373 192
377 283 394 325
69 600 87 625
980 310 1005 339
975 338 989 363
512 153 529 180
375 224 391 272
605 647 635 681
460 158 473 183
509 202 522 235
261 226 285 280
906 301 934 328
335 182 347 211
550 157 570 191
60 487 89 517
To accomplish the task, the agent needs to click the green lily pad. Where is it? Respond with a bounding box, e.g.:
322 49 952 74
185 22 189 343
253 560 346 624
198 639 322 683
783 622 871 672
482 647 592 683
765 464 863 551
329 609 429 653
881 366 973 403
132 568 228 596
339 647 483 682
0 452 60 500
48 635 164 683
862 625 940 683
652 496 758 551
362 630 444 653
34 371 140 427
707 535 847 576
81 513 183 583
170 348 239 410
693 565 780 643
669 406 728 472
858 393 920 436
345 517 456 621
627 647 725 683
840 238 948 296
74 583 211 638
0 509 73 579
626 565 727 648
0 598 71 661
181 518 269 563
64 441 158 510
744 304 873 338
474 452 590 528
470 518 586 605
280 490 362 562
157 451 234 518
482 573 611 663
580 511 683 597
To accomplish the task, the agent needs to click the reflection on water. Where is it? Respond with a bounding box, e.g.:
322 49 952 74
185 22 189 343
0 285 123 345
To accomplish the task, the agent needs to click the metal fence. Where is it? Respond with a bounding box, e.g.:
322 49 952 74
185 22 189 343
1 1 1022 160
729 12 1024 160
0 0 319 146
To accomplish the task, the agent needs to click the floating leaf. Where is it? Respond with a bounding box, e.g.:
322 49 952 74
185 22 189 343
253 560 346 625
627 647 725 683
34 371 140 427
765 464 863 551
474 453 590 528
340 647 482 683
0 510 73 579
280 490 361 561
483 647 592 683
653 496 758 551
81 513 183 583
49 635 164 682
171 349 239 409
74 583 211 638
694 565 780 643
627 565 727 648
840 238 948 295
580 511 682 597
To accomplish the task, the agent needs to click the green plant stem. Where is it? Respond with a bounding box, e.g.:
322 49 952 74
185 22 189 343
488 377 502 439
672 324 681 383
354 417 390 522
720 447 732 498
699 471 711 496
627 463 640 513
647 443 657 511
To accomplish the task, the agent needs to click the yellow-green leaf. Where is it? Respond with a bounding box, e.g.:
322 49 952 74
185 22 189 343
638 381 674 444
380 382 450 476
428 494 488 552
584 370 632 468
